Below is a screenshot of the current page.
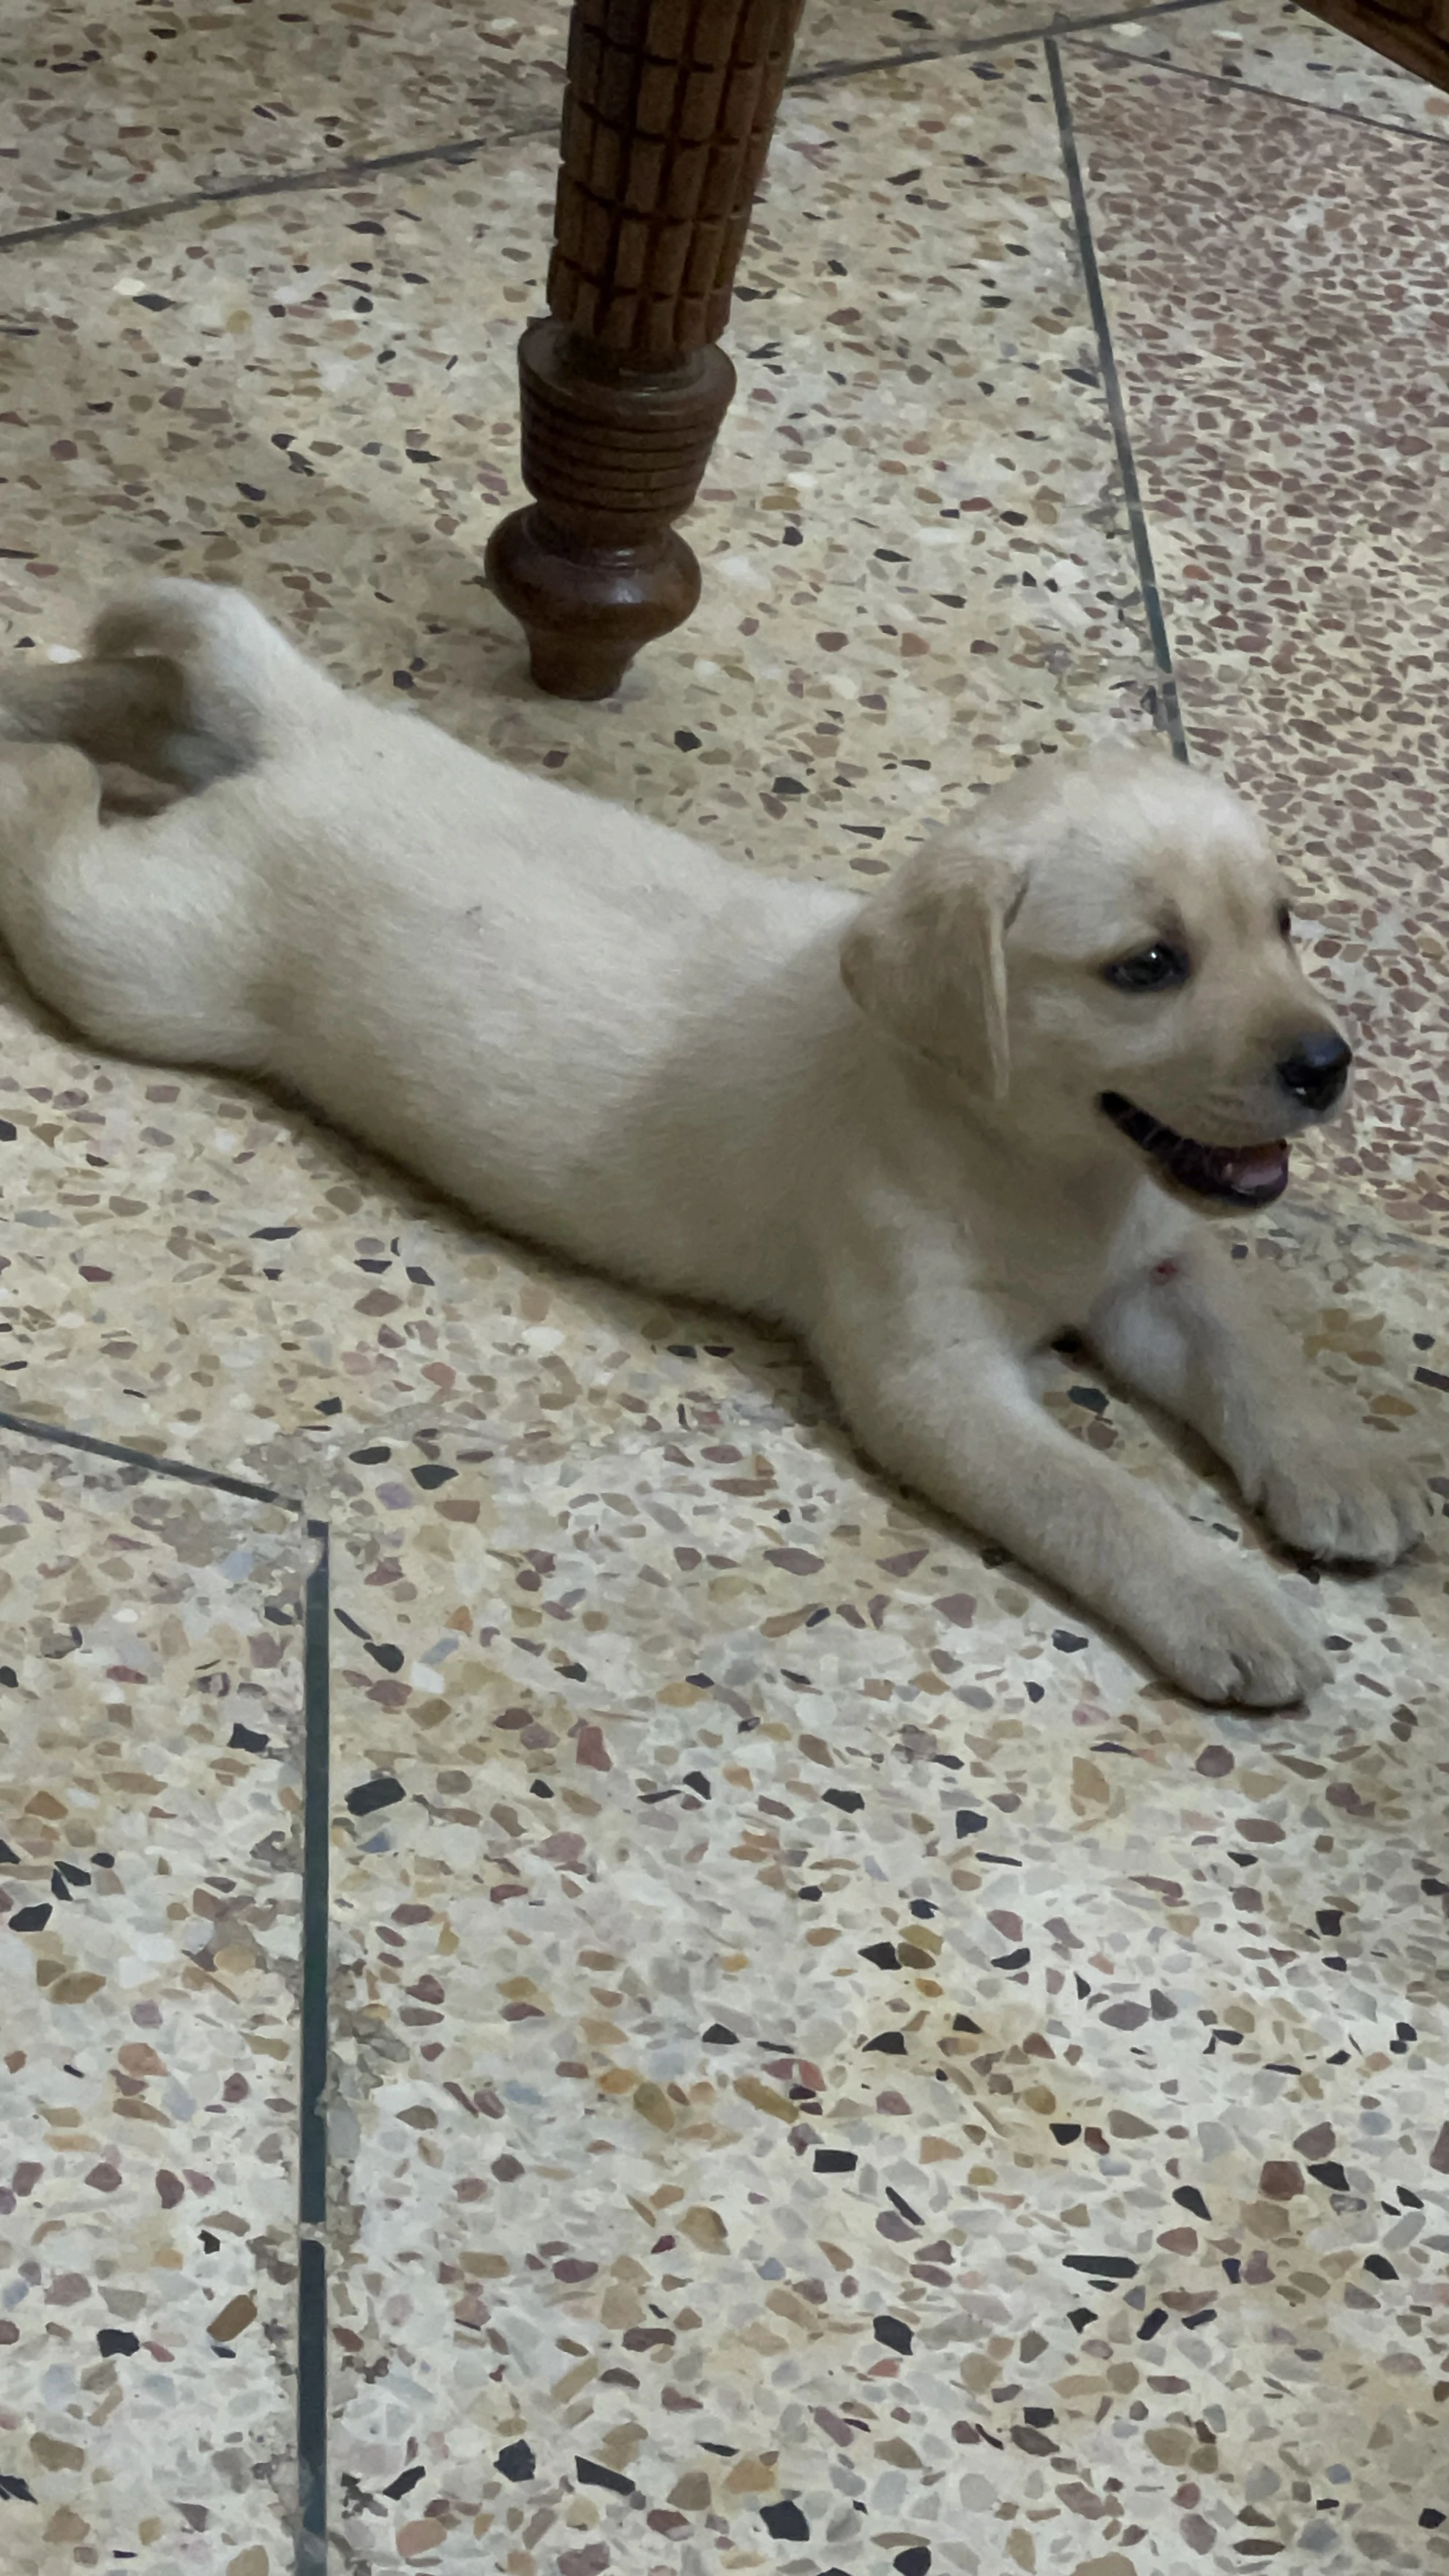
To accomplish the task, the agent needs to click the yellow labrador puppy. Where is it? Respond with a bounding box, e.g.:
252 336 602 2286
0 581 1428 1704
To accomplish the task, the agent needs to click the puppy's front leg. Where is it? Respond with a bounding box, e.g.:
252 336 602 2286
815 1298 1330 1707
1088 1230 1429 1568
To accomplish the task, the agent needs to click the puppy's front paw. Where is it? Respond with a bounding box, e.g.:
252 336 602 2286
1249 1429 1430 1570
1139 1568 1331 1710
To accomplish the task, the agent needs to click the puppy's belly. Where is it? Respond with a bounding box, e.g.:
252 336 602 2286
259 937 829 1324
275 1041 813 1318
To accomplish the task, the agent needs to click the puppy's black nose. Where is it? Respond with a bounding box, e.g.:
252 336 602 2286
1277 1031 1352 1114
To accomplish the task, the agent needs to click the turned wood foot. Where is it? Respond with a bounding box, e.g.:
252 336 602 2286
485 516 700 701
487 0 804 700
485 319 735 700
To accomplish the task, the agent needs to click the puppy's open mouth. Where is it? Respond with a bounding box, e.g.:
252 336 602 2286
1100 1092 1289 1208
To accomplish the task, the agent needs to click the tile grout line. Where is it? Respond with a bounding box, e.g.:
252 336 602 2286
1044 34 1190 763
297 1519 332 2572
0 120 561 258
0 0 1224 259
788 0 1219 87
0 1404 286 1503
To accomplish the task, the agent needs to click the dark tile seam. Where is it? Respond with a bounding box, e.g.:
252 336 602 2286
1071 34 1449 147
297 1518 332 2574
1045 33 1189 763
0 119 559 258
0 0 1224 258
0 1403 285 1502
787 0 1219 84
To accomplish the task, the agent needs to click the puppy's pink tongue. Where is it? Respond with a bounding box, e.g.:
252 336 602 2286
1218 1141 1289 1195
1164 1132 1291 1207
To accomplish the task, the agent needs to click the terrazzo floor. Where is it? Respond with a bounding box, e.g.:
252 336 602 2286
2 0 1448 2569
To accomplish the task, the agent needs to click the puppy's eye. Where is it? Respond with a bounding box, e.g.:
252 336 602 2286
1103 943 1190 993
1277 902 1292 940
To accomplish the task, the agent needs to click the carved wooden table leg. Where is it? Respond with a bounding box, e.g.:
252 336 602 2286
486 0 804 700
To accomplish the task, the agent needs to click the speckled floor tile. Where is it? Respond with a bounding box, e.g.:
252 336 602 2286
0 0 569 235
1062 45 1449 1238
0 51 1167 1485
1084 0 1449 138
0 1431 308 2567
321 1212 1448 2569
798 0 1180 78
0 0 1186 235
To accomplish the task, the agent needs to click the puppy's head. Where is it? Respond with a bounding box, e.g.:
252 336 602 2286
839 742 1349 1211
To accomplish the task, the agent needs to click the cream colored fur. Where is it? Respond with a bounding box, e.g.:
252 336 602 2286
0 580 1429 1704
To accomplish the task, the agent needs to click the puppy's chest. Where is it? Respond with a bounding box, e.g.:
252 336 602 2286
963 1176 1172 1346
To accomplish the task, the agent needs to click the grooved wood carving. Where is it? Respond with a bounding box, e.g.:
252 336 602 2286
486 0 804 700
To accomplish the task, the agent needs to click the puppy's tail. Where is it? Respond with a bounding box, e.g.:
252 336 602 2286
85 578 337 772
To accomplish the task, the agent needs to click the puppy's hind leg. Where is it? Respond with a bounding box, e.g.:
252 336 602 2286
0 741 107 991
0 741 263 1066
86 577 338 771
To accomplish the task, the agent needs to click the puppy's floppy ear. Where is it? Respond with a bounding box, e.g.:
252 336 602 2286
839 832 1026 1098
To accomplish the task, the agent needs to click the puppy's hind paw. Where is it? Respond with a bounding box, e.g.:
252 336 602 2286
86 580 332 770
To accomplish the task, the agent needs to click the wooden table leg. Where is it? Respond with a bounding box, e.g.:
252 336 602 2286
486 0 804 700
